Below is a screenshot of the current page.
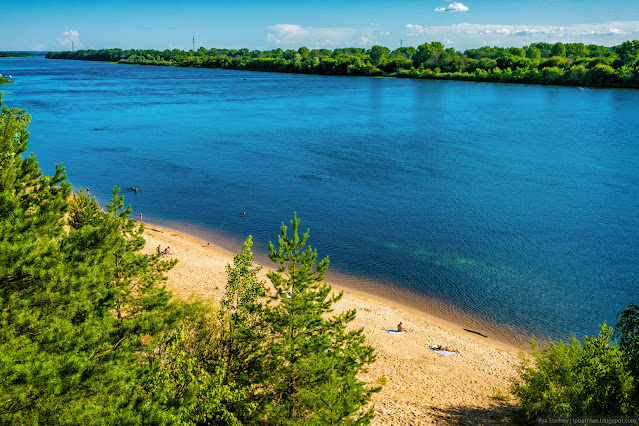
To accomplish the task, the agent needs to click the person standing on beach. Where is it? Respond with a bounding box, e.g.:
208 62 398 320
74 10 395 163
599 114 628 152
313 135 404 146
139 212 143 222
86 186 90 196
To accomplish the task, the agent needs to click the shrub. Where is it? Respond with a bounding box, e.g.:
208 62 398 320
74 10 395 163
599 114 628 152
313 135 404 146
512 319 637 423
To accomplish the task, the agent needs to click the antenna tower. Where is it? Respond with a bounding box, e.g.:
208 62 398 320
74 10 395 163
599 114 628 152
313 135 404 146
193 36 195 50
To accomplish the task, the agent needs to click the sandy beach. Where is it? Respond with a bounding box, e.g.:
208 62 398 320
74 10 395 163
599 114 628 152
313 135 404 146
143 222 522 425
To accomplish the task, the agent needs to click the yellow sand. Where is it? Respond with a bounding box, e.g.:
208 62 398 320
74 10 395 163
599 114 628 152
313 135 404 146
143 222 522 425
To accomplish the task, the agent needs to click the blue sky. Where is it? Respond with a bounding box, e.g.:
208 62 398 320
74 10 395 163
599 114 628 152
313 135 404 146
3 0 639 52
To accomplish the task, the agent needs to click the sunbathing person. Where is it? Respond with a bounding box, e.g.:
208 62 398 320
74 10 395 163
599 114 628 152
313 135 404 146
435 344 459 353
397 321 411 333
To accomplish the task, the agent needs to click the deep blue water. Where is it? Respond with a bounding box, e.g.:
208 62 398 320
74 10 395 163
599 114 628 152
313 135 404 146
2 56 638 344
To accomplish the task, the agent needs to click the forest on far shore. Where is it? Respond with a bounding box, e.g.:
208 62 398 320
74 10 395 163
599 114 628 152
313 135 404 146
46 40 639 88
0 52 41 57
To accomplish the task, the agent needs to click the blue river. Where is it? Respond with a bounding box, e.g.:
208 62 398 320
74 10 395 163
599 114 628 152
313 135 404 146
2 56 638 345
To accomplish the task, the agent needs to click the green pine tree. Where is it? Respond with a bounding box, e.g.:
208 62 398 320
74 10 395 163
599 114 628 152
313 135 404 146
258 213 379 425
0 99 182 424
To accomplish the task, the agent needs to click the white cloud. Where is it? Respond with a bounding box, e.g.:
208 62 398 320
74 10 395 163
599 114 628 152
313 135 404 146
405 24 426 36
58 29 81 50
512 28 543 36
266 24 355 47
595 28 625 35
359 36 381 46
589 27 624 35
480 27 512 35
402 21 639 50
435 2 469 12
266 24 304 44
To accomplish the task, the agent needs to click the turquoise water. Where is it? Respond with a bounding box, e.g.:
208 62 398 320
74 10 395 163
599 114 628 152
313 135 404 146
2 56 638 343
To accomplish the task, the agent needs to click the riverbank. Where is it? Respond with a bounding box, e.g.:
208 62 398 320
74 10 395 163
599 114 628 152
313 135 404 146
142 221 522 424
46 45 639 89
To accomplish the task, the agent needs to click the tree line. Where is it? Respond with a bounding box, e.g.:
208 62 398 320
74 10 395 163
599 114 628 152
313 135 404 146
46 40 639 88
0 52 41 57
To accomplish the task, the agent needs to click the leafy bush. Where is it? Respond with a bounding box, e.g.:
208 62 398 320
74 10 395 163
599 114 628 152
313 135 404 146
512 311 639 423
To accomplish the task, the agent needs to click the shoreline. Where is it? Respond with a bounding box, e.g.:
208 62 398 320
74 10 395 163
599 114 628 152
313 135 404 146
141 219 523 423
45 50 639 90
144 217 534 354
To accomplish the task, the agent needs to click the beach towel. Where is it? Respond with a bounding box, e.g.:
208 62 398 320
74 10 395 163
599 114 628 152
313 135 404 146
429 345 459 355
387 330 406 334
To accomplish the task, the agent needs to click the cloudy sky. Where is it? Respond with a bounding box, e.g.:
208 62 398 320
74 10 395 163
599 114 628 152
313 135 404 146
2 0 638 52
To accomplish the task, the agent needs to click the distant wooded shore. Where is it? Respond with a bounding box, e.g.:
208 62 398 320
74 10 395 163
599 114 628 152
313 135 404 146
45 41 639 88
0 52 42 57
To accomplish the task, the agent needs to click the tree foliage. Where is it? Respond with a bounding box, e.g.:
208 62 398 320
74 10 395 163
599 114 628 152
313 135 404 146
1 97 382 424
253 213 379 424
0 52 40 57
218 236 268 391
551 42 566 58
512 309 639 422
617 303 639 403
145 329 246 426
0 99 242 425
47 39 639 88
0 99 380 423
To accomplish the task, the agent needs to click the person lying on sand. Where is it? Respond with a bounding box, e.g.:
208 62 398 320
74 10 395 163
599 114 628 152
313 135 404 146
397 321 411 333
434 344 458 353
